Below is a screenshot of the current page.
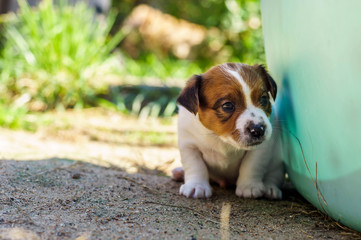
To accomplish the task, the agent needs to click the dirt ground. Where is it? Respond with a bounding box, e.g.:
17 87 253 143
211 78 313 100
1 109 360 240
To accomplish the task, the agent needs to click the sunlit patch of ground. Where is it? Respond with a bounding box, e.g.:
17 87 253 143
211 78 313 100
0 108 180 175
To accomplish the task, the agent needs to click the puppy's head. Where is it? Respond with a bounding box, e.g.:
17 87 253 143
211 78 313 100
177 63 277 150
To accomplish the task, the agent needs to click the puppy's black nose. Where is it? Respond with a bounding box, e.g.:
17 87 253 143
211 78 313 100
247 124 265 138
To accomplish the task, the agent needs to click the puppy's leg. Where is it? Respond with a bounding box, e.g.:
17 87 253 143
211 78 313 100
235 149 268 198
263 133 284 199
263 161 284 200
179 147 212 198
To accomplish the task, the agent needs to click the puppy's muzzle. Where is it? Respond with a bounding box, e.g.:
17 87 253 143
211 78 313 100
244 122 267 147
246 123 266 138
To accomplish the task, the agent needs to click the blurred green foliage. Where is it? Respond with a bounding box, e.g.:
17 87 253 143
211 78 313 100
162 0 265 65
0 0 123 110
0 0 265 129
114 54 203 81
113 0 265 67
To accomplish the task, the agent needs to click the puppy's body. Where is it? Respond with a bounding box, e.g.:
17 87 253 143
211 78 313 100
176 63 284 199
178 105 244 184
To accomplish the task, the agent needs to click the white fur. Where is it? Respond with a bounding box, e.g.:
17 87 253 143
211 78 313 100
223 67 273 149
226 68 253 107
177 106 284 199
235 107 273 149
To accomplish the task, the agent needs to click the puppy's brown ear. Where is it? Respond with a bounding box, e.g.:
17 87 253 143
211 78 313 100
177 74 202 114
253 64 277 100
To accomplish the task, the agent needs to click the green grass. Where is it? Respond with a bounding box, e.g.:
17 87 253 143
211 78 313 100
0 0 124 111
0 103 52 131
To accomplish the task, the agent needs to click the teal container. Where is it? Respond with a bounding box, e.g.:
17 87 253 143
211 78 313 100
261 0 361 231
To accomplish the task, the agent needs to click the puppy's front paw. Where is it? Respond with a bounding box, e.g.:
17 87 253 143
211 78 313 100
236 181 265 198
180 181 212 198
264 183 282 200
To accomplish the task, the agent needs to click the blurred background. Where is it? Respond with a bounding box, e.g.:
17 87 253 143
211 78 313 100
0 0 264 130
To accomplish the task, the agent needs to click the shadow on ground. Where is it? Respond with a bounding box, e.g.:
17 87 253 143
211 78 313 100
1 158 360 240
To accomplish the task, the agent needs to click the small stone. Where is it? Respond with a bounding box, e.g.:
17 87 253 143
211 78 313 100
72 172 81 179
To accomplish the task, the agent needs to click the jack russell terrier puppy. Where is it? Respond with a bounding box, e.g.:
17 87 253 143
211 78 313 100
173 63 284 199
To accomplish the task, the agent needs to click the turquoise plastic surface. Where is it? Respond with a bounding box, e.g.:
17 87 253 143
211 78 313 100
261 0 361 231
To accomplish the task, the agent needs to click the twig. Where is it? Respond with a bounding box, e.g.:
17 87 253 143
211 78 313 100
300 210 319 215
334 221 353 231
286 130 328 210
301 230 314 239
314 162 328 213
329 220 361 239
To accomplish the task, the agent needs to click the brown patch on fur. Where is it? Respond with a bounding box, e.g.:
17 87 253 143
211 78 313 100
178 63 277 141
252 64 277 100
250 81 272 116
177 75 202 114
231 128 242 143
225 62 239 71
197 65 246 137
228 64 274 116
238 65 260 88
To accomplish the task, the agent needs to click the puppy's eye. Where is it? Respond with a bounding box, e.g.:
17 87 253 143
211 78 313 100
222 102 235 112
260 95 269 107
